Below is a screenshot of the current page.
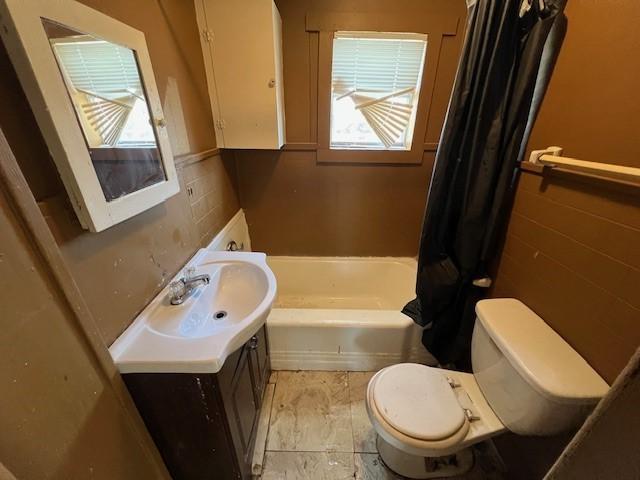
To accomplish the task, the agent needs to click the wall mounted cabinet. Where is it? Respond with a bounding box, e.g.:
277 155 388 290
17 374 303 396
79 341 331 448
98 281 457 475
195 0 286 149
0 0 179 232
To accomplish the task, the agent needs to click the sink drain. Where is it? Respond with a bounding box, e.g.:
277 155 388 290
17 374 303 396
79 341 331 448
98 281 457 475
213 310 228 320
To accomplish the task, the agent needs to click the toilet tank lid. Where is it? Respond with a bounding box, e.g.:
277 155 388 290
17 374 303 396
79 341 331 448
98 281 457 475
476 299 609 404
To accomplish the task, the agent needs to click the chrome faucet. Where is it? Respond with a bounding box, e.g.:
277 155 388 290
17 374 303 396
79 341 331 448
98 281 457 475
168 267 210 305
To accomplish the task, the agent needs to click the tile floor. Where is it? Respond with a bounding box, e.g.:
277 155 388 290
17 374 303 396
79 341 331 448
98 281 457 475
254 370 506 479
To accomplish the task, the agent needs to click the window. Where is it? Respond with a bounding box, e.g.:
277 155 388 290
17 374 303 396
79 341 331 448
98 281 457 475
330 32 427 151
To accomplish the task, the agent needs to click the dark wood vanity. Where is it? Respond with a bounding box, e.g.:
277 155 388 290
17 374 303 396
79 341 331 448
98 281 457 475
124 325 270 480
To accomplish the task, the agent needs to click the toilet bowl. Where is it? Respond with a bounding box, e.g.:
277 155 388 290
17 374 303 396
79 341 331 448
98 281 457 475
366 363 506 478
365 299 609 479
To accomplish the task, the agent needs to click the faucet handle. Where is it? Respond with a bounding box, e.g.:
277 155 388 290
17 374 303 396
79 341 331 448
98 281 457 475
226 240 244 251
184 266 196 280
169 280 186 304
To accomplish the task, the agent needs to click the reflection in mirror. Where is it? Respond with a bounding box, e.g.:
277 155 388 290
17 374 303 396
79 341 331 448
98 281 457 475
41 18 166 202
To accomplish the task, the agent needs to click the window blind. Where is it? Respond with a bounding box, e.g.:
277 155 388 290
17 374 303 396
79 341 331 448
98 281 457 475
331 32 427 148
52 40 141 95
52 39 143 146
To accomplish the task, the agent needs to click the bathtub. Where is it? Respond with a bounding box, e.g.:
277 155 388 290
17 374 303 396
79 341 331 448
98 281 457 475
266 256 436 371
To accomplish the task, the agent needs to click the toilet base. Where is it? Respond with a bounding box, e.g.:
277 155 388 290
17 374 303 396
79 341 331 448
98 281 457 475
376 436 474 479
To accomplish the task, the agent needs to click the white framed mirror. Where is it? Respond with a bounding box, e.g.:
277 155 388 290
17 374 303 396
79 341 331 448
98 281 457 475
0 0 179 232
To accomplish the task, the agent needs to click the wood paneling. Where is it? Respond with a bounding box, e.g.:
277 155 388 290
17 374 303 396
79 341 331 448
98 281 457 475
236 149 437 256
492 0 640 384
235 0 467 256
0 0 240 345
305 11 459 34
526 0 640 168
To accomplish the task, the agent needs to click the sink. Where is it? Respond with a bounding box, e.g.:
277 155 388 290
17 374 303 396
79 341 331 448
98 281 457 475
149 261 269 339
109 249 277 373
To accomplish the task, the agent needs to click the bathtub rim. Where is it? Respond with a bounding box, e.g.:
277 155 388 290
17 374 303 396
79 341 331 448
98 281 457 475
267 255 417 268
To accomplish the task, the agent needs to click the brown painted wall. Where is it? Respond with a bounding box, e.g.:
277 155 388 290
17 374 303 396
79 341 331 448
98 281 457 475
492 0 640 385
0 0 240 345
0 170 167 479
235 0 467 256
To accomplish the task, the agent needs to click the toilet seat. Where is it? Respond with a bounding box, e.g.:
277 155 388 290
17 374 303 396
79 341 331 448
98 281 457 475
366 364 471 457
372 364 467 441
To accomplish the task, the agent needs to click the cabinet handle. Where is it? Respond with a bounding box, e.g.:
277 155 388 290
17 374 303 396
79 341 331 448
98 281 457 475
268 79 276 88
248 335 259 350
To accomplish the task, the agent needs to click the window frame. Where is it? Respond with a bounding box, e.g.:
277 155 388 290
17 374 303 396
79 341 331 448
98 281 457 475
308 12 459 165
317 30 434 164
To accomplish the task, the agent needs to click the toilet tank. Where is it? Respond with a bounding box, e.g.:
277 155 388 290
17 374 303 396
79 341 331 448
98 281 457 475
471 299 609 436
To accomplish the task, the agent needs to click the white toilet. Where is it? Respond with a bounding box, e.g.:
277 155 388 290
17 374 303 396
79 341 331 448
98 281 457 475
366 298 609 479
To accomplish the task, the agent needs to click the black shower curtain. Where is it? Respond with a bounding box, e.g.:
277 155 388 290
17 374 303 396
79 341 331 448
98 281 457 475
403 0 567 367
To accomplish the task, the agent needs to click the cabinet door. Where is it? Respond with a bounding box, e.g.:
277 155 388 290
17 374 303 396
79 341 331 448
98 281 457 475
229 346 259 464
195 0 285 149
247 326 270 406
124 373 239 480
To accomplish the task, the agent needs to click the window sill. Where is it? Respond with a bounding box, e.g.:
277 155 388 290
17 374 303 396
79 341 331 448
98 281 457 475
329 145 411 152
316 143 437 165
280 143 438 164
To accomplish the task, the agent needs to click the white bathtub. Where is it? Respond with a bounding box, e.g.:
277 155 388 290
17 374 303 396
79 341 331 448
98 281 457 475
266 256 436 371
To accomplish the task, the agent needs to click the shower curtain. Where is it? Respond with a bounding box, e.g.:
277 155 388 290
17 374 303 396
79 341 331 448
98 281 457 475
403 0 567 367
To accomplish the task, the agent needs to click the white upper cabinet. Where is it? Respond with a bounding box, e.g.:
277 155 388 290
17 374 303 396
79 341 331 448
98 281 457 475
195 0 286 149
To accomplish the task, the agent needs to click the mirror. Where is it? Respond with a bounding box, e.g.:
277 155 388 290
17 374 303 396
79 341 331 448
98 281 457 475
42 19 166 202
0 0 179 231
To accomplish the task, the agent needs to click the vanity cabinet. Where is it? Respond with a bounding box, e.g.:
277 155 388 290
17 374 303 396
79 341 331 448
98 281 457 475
123 326 270 480
194 0 285 149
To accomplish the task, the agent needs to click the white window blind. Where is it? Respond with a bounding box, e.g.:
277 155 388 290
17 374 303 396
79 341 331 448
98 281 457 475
330 32 427 150
51 39 154 147
52 40 141 95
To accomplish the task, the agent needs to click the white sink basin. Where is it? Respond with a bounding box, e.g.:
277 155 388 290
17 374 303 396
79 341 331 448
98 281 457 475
109 249 277 373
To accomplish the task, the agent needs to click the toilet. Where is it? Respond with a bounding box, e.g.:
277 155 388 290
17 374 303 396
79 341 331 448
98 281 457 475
366 298 609 479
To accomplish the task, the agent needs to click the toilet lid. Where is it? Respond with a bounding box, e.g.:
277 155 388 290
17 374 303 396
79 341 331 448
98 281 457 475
372 364 466 441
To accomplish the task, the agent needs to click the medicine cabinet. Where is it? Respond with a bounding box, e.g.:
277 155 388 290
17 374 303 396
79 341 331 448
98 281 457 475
0 0 179 232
